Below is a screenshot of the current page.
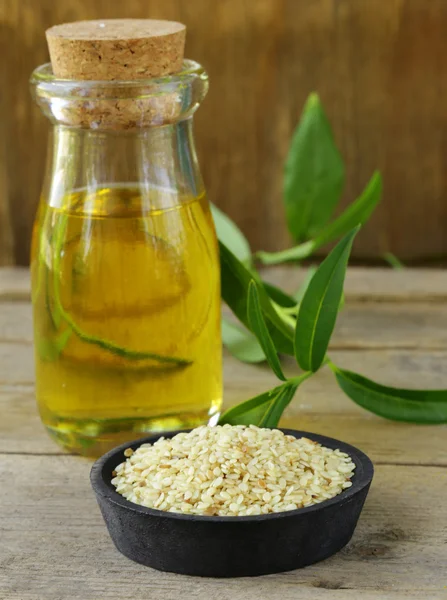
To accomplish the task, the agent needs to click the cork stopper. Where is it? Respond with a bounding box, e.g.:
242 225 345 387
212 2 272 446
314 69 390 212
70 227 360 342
46 19 186 80
40 19 193 130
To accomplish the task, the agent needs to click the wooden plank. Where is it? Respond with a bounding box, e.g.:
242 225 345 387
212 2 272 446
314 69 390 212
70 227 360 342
5 325 447 396
4 267 447 304
0 388 57 454
265 266 447 304
0 267 30 300
333 303 447 349
2 348 446 466
5 343 447 409
0 302 33 342
225 350 447 415
3 2 447 264
2 384 445 466
1 455 446 599
7 299 447 350
0 342 34 386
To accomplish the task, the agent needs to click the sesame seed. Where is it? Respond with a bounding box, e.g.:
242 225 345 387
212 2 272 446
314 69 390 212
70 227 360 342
112 425 355 517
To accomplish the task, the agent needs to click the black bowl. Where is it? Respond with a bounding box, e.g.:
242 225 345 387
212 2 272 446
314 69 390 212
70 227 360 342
90 429 373 577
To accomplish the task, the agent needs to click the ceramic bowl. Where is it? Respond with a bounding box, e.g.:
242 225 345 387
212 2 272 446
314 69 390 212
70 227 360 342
90 429 373 577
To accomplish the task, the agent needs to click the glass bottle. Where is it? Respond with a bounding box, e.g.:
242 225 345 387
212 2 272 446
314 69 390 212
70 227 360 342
30 60 222 456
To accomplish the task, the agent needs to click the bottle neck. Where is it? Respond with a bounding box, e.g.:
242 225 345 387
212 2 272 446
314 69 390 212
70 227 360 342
31 61 208 130
43 119 204 210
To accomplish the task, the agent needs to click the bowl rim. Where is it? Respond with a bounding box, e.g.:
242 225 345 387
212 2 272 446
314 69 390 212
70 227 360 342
90 428 374 522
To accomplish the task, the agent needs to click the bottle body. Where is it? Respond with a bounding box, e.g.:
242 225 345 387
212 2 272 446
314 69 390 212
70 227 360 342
30 63 222 456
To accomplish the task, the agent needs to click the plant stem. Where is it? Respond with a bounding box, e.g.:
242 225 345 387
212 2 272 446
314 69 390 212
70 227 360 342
255 241 315 265
383 252 405 270
46 211 191 367
59 305 191 365
288 371 313 386
325 357 337 371
271 300 297 329
281 305 299 317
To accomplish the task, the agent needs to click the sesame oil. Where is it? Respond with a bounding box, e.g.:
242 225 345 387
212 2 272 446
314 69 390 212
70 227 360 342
31 186 222 456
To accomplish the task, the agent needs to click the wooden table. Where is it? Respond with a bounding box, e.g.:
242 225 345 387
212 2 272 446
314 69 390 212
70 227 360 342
1 267 446 600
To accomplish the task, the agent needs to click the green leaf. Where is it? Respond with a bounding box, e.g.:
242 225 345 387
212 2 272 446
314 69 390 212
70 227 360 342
211 203 252 266
330 364 447 424
221 318 266 363
219 378 308 427
220 241 295 355
284 93 345 243
257 171 382 265
310 171 382 251
294 226 359 372
383 252 404 270
247 281 286 381
294 267 345 311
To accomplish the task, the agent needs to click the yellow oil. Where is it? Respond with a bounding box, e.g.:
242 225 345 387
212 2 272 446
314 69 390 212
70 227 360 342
31 185 222 456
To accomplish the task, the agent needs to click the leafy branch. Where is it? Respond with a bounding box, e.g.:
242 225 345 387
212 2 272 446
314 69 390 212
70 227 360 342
214 93 447 426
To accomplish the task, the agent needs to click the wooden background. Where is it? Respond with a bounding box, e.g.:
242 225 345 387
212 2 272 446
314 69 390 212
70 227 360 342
2 0 447 266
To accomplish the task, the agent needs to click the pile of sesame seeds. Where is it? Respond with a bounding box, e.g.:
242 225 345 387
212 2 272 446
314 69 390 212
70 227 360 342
111 425 355 517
